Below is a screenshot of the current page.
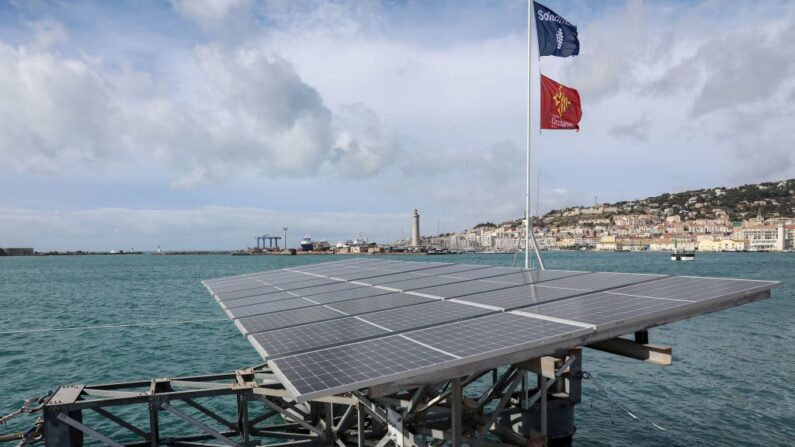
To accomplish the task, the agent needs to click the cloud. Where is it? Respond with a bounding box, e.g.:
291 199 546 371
0 33 400 187
170 0 253 29
609 113 651 142
565 0 650 101
688 29 794 117
331 103 400 176
25 19 68 50
0 40 119 174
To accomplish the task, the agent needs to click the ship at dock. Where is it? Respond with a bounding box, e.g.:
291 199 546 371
299 235 314 251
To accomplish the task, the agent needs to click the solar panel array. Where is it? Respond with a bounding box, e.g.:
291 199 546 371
203 258 779 401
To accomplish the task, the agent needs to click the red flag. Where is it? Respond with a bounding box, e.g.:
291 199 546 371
540 74 582 130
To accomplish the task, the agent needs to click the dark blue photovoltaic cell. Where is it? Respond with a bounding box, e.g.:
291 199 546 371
225 297 318 319
250 317 389 359
220 291 299 309
451 284 587 310
608 276 777 302
515 291 687 327
377 275 466 291
305 287 396 305
479 269 588 285
325 293 433 315
534 272 665 291
404 313 584 358
214 286 283 301
271 335 455 396
358 301 491 331
236 306 346 334
409 280 515 299
289 282 366 297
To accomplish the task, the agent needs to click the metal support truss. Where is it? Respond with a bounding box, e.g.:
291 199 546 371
22 350 589 447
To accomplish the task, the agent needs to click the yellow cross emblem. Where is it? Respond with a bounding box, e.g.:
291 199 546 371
553 85 570 116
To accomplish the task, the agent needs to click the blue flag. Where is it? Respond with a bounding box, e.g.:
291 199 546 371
533 1 579 57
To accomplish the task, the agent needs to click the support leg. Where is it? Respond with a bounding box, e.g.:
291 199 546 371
357 403 365 447
451 378 462 447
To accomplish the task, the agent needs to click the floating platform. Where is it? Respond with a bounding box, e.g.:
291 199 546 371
204 258 778 403
32 259 780 447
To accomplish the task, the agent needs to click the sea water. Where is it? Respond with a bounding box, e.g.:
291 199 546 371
0 252 792 446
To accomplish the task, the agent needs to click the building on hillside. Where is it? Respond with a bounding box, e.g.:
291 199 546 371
596 236 622 251
698 238 750 252
735 225 779 251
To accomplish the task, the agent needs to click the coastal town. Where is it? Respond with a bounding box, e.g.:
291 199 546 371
423 179 795 253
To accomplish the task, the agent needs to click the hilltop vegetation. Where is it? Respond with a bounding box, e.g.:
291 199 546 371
483 179 795 229
542 179 795 226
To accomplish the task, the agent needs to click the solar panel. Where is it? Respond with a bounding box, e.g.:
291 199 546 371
304 287 396 305
213 286 283 301
210 280 273 294
608 276 776 302
288 282 366 297
251 270 309 280
479 269 589 285
411 264 495 276
293 259 375 272
404 313 586 358
250 271 311 282
375 261 450 273
325 293 433 314
225 297 318 319
376 275 467 292
203 259 780 402
270 335 456 398
443 266 520 280
534 272 665 291
235 306 346 334
293 265 362 276
324 269 411 281
358 301 492 332
267 277 337 289
409 280 517 299
514 291 687 327
353 272 427 285
249 317 389 359
220 291 299 309
451 284 587 310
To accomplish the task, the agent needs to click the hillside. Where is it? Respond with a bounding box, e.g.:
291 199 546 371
476 178 795 230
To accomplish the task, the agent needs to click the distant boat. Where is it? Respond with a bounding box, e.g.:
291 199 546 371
671 252 695 261
300 235 314 251
671 237 695 261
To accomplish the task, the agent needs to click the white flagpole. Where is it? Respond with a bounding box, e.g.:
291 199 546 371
526 1 545 271
525 1 532 271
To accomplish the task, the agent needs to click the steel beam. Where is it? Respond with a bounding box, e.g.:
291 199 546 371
56 413 124 447
160 402 242 447
588 337 672 366
474 372 524 446
91 407 150 440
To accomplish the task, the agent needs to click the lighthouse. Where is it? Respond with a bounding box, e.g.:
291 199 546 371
411 209 421 247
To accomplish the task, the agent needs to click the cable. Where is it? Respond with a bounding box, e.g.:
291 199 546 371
581 371 706 446
0 318 226 335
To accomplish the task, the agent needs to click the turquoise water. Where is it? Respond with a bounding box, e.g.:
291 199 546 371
0 252 792 445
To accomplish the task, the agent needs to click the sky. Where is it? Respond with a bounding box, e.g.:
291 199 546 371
1 0 794 251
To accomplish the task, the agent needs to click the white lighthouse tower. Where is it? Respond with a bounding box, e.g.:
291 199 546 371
411 209 421 247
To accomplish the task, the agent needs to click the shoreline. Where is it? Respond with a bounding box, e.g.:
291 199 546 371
3 249 793 257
